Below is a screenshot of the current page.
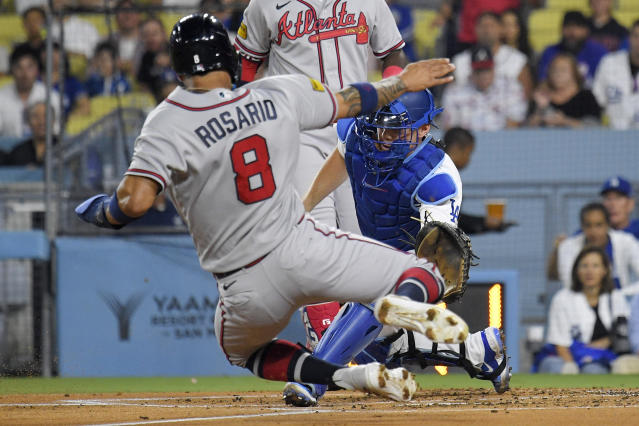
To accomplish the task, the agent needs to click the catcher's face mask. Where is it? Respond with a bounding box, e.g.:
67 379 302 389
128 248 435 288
357 103 420 176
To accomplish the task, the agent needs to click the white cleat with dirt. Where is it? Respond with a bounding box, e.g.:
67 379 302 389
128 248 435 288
374 295 469 344
332 362 417 402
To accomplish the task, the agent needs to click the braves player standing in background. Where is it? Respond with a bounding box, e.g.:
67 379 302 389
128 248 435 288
75 14 469 402
282 90 510 406
234 0 409 347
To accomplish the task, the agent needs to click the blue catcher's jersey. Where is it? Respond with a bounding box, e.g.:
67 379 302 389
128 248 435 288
339 119 447 251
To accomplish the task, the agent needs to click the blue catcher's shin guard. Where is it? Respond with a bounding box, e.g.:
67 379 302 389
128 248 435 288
311 302 384 398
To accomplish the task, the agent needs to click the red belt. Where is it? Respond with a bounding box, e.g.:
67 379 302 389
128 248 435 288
214 254 267 279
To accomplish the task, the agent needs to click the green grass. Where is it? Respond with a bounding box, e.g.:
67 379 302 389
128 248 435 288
2 374 638 395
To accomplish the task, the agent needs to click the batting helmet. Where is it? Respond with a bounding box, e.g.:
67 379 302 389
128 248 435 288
357 89 443 175
170 13 240 83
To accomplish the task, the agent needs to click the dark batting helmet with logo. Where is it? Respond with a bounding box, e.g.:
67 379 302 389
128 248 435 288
170 13 240 83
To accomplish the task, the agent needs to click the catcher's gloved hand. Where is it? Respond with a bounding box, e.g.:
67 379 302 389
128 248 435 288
414 221 478 303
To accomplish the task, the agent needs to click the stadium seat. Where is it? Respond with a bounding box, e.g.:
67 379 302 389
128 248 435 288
0 75 12 88
65 92 155 136
528 9 563 53
615 12 638 28
160 13 184 36
80 14 111 38
412 9 441 59
0 136 22 152
618 0 639 12
544 0 589 13
0 14 24 48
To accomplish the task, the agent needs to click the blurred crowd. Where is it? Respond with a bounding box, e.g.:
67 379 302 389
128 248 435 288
0 0 637 166
0 0 248 166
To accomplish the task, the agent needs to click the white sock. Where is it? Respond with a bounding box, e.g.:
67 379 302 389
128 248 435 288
331 364 375 390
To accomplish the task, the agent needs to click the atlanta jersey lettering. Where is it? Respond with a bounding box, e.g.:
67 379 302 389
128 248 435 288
235 0 404 89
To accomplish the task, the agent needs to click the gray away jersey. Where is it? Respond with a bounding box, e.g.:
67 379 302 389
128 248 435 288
235 0 404 90
126 75 338 272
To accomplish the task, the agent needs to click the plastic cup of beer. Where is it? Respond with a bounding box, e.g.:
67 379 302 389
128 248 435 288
485 199 506 221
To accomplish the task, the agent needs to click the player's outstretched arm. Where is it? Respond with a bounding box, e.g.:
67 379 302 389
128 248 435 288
75 175 159 229
335 58 455 119
302 147 348 212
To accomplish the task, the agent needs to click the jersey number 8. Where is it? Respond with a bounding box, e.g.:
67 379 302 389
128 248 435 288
230 135 276 204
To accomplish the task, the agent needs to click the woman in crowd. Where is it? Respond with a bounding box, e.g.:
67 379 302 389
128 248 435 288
500 9 534 64
527 53 601 128
538 246 631 374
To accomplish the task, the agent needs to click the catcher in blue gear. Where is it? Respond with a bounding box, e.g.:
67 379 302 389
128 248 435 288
284 89 510 407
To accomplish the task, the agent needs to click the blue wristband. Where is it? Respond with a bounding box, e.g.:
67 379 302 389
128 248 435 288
107 192 136 224
349 82 378 115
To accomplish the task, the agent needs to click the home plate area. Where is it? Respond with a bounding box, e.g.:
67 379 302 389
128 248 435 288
1 388 638 425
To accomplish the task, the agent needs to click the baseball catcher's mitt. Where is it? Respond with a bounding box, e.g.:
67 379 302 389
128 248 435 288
415 221 478 303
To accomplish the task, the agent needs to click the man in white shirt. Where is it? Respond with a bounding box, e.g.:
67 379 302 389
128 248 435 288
0 47 59 138
442 46 526 131
592 20 639 129
451 11 532 99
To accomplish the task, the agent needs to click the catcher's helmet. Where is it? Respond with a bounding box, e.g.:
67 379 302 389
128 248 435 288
170 13 240 83
357 89 443 176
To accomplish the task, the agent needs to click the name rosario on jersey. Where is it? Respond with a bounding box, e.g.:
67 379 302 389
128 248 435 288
194 99 277 147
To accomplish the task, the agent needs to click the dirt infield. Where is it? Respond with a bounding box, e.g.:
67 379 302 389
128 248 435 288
1 387 638 425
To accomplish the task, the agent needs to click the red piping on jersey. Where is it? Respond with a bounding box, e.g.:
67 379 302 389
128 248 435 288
165 90 251 111
297 0 326 84
127 168 167 188
374 40 406 57
306 216 407 252
332 0 344 88
234 38 269 58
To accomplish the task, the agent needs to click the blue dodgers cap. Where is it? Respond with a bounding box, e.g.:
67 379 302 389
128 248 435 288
600 176 632 197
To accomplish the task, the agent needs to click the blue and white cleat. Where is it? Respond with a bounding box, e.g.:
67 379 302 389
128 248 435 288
283 382 319 407
476 327 511 393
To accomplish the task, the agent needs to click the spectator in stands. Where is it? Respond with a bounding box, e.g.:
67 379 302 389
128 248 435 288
50 0 100 59
388 0 417 62
0 46 58 138
107 0 143 77
587 0 628 52
434 0 519 55
86 41 132 97
527 53 601 128
42 44 90 119
137 17 178 103
538 11 608 87
538 246 631 374
592 20 639 130
443 127 516 235
556 202 639 289
199 0 246 34
13 6 46 68
501 9 533 61
4 101 56 167
442 46 527 130
600 176 639 240
452 11 533 99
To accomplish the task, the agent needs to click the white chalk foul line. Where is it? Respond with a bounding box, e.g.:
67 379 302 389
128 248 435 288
84 409 335 426
84 405 639 426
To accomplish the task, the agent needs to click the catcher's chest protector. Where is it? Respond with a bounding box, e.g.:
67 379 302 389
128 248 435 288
344 132 445 251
